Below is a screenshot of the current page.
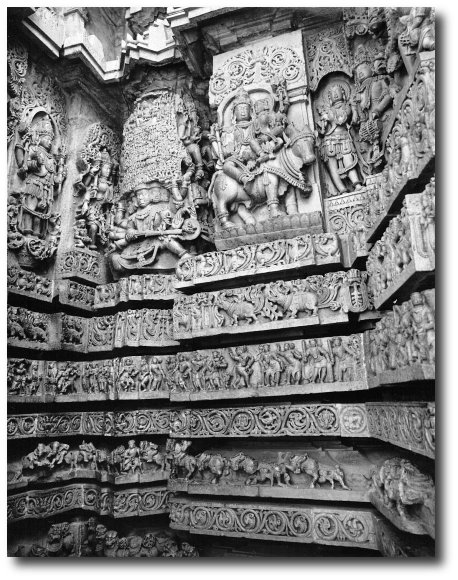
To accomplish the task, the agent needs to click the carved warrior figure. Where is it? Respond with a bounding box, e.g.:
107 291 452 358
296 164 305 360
9 113 66 264
317 83 363 195
210 86 316 228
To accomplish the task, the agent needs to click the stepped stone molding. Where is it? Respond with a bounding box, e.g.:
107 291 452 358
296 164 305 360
7 410 172 440
366 184 435 309
366 54 435 242
94 274 178 309
169 497 377 549
7 484 171 522
365 289 435 388
170 404 369 439
175 233 343 290
366 402 435 459
173 270 373 340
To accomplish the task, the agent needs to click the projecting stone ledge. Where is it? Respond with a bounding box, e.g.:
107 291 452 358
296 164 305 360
175 233 343 290
7 484 170 522
173 270 375 340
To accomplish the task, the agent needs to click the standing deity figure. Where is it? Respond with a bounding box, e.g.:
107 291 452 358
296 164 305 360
75 147 119 250
176 94 205 188
352 47 399 171
410 292 435 364
317 83 363 195
399 8 435 59
12 113 66 243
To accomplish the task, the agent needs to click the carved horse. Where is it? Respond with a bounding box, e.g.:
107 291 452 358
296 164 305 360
195 452 231 484
211 123 316 228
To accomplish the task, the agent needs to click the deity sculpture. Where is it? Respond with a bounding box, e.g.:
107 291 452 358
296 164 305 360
10 113 66 264
108 186 200 275
352 46 399 172
398 8 435 66
317 83 363 195
75 147 119 250
210 85 316 228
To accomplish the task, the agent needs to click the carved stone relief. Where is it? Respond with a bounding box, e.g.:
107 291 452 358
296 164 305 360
94 273 177 308
173 270 373 339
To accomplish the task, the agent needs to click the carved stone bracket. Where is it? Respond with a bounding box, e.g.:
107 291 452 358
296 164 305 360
374 514 435 557
170 404 369 439
365 289 435 388
94 274 178 309
366 187 435 309
169 497 377 549
176 233 343 290
7 484 170 522
7 410 172 440
366 402 435 459
173 270 374 340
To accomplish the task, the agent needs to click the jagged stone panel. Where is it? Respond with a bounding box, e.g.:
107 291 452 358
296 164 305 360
169 497 378 550
175 233 344 290
173 270 374 340
366 183 435 310
170 404 370 439
7 306 177 352
7 410 171 440
366 402 435 459
8 438 171 491
365 289 435 388
7 484 171 522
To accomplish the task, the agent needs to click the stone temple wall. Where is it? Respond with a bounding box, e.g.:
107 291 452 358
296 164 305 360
7 7 435 558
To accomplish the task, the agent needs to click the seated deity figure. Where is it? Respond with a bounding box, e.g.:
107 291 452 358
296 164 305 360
318 83 363 195
108 185 199 274
13 113 66 239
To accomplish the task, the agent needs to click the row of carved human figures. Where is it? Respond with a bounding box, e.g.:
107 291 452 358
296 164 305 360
15 439 168 481
170 440 350 490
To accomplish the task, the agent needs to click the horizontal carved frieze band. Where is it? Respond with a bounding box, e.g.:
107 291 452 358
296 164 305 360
170 404 369 439
7 410 171 439
366 186 435 310
169 498 377 549
94 274 178 309
175 233 343 289
366 402 435 459
365 289 435 387
173 269 373 339
8 438 171 491
7 484 171 522
7 306 176 352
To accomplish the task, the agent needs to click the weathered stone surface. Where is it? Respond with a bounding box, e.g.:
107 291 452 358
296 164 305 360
59 248 103 285
7 410 172 439
170 404 369 439
176 233 343 290
173 270 374 340
169 497 378 549
7 484 170 522
366 185 435 309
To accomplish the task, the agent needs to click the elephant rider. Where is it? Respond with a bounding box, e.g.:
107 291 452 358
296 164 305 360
219 88 271 190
